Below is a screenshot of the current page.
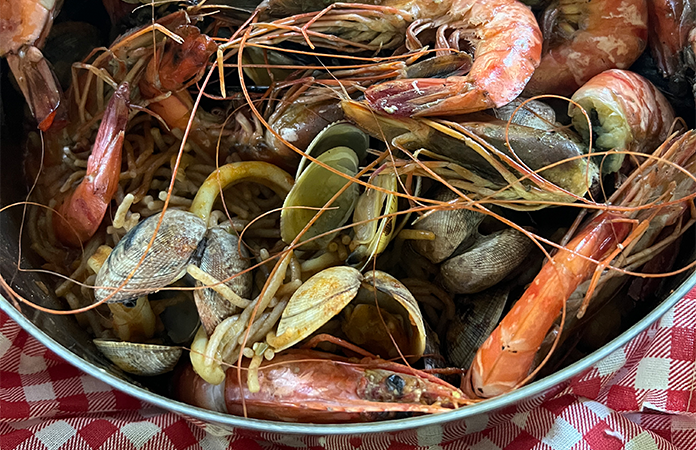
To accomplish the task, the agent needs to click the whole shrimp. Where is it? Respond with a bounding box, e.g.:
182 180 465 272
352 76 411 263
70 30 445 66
176 349 466 423
524 0 648 96
466 130 696 398
363 0 543 116
0 0 64 131
229 0 541 117
52 82 130 247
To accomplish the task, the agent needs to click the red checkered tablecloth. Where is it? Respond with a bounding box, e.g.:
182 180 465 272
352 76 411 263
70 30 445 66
2 290 696 449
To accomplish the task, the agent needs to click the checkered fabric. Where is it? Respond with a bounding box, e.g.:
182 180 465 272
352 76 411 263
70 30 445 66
2 290 696 450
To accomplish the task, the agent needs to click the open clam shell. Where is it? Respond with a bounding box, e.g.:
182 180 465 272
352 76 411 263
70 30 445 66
353 270 427 361
295 122 369 178
93 339 183 376
269 266 362 352
280 147 360 249
268 267 426 361
347 172 399 269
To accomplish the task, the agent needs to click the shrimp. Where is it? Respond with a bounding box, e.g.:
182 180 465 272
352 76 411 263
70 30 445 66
363 0 543 116
0 0 64 131
467 212 632 398
569 69 676 174
646 0 695 79
524 0 648 96
137 23 218 154
52 82 130 247
466 130 696 398
175 349 466 423
216 0 540 116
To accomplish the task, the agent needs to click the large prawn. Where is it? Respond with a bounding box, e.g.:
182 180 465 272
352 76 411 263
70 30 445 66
217 0 541 117
362 0 543 116
176 349 466 423
466 130 696 398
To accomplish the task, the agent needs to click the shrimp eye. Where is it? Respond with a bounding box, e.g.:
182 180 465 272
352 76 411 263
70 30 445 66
386 374 405 395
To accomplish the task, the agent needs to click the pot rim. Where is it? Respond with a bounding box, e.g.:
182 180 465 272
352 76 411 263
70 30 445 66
2 267 694 435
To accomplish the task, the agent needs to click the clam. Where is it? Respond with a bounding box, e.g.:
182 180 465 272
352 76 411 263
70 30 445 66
347 172 399 269
439 227 535 294
295 122 369 178
411 186 485 264
94 210 207 304
194 227 252 335
280 147 361 249
267 267 426 361
93 339 182 376
446 287 510 369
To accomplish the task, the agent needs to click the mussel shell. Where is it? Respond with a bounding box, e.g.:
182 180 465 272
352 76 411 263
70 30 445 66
93 339 182 376
412 187 485 264
280 147 360 249
271 266 363 352
194 227 252 335
440 228 535 294
455 120 596 198
94 210 207 303
495 98 557 131
446 286 510 369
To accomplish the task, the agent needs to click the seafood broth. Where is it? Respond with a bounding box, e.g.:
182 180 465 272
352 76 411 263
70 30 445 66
2 0 696 429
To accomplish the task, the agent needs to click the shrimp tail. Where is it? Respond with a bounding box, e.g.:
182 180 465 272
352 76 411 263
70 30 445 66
569 69 676 174
467 212 632 398
53 82 130 247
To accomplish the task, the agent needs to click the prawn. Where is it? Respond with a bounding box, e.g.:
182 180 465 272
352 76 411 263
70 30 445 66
467 130 696 398
217 0 540 116
524 0 648 96
137 23 218 154
363 0 543 116
175 349 466 423
0 0 64 131
646 0 695 79
52 82 130 247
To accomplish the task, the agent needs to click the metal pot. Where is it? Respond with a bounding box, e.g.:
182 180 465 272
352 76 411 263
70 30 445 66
1 10 696 449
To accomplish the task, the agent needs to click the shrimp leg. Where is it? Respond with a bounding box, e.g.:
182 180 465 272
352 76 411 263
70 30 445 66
467 212 633 398
53 82 130 247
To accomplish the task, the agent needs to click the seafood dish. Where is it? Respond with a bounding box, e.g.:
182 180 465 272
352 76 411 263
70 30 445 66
2 0 696 424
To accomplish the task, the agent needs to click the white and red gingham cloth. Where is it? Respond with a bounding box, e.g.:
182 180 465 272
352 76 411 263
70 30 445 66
2 289 696 450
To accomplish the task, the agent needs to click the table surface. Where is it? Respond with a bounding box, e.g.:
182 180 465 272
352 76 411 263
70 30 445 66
2 291 696 450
